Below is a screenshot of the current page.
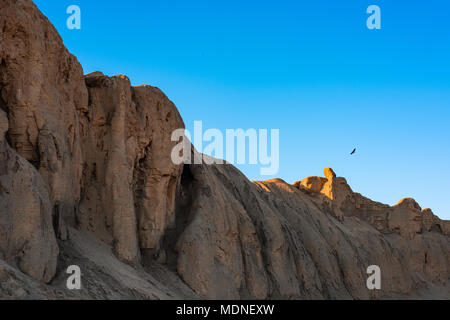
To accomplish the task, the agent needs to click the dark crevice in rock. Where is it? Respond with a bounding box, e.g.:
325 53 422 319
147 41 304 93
161 164 195 271
0 93 7 114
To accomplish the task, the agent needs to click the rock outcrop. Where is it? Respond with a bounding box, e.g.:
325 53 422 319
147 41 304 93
0 0 449 299
78 73 184 265
295 168 450 239
1 0 184 270
170 164 450 299
0 109 58 283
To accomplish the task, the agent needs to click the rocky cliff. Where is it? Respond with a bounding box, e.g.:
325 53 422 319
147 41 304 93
0 0 449 299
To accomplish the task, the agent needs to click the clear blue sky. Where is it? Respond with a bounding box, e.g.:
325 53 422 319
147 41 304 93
34 0 450 220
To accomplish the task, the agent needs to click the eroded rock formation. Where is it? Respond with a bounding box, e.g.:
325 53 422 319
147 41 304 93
170 164 450 299
294 168 450 239
0 0 449 299
0 108 58 283
78 72 184 265
1 0 184 273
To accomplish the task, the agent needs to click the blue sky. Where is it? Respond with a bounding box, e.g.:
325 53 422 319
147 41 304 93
34 0 450 219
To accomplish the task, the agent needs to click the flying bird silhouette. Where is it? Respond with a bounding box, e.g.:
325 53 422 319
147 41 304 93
350 148 356 155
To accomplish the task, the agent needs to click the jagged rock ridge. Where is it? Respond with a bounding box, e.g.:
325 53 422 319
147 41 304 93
0 0 449 299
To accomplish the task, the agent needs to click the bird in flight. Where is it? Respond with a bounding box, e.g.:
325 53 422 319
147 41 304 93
350 148 356 155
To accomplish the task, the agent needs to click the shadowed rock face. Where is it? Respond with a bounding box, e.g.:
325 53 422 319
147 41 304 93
0 109 58 283
0 1 449 299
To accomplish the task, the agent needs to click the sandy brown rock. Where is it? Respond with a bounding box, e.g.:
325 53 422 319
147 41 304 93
0 110 58 283
78 73 184 264
0 0 88 226
0 0 449 300
295 168 449 239
131 85 184 259
0 227 199 300
171 163 450 299
1 0 185 268
78 74 141 264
